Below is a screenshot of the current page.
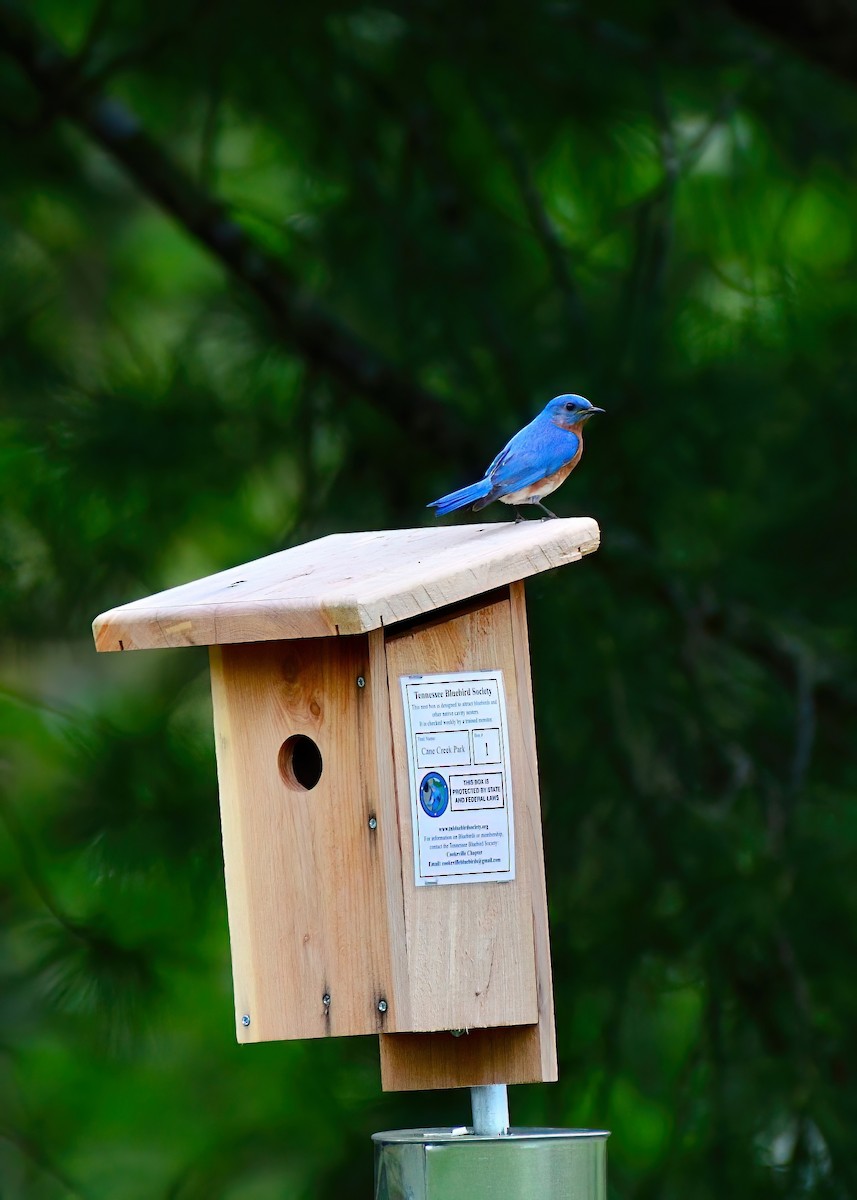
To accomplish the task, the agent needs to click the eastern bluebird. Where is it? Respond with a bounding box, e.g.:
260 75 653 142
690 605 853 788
428 394 604 520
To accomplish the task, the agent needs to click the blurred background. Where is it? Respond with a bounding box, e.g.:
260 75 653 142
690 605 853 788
1 1 855 1196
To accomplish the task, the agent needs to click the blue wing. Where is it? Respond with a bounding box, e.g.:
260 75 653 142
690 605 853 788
487 415 580 497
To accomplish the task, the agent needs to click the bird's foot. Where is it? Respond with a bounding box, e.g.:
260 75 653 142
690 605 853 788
535 501 559 519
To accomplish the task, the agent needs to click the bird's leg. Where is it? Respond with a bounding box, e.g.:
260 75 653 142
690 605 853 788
514 508 526 523
535 500 558 519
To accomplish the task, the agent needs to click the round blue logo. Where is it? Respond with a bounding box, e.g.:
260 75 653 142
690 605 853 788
419 772 449 818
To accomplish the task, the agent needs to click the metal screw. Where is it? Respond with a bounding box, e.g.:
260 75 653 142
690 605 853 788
356 676 366 688
377 998 388 1014
322 993 331 1007
368 815 378 830
241 1014 251 1027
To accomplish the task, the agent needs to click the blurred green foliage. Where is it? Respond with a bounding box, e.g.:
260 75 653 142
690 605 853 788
1 1 856 1196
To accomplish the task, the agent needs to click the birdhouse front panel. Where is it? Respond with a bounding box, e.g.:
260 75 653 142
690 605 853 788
209 634 396 1042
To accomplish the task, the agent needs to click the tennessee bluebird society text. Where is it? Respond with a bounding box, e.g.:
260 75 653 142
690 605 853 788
413 686 493 699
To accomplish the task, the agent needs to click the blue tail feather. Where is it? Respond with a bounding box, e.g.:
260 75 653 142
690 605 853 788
427 477 493 516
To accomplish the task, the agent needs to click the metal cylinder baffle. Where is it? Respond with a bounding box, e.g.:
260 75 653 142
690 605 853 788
373 1128 609 1200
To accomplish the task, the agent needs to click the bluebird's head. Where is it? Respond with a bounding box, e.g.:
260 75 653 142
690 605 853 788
546 393 605 430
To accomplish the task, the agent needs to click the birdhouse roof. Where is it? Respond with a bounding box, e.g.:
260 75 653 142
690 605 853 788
92 518 600 651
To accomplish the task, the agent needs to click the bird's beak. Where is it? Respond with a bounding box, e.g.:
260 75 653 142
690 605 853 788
588 406 606 415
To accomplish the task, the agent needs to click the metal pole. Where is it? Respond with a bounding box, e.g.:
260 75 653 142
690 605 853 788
373 1127 610 1199
470 1084 509 1135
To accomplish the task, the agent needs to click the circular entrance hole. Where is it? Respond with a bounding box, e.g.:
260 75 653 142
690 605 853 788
278 735 323 791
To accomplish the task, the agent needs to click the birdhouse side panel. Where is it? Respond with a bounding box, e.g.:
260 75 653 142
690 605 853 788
378 582 557 1090
382 592 540 1034
209 636 393 1042
379 1024 548 1091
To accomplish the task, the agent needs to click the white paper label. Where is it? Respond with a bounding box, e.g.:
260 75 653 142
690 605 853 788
400 670 515 886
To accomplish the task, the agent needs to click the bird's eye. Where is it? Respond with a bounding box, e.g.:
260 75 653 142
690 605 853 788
565 401 574 411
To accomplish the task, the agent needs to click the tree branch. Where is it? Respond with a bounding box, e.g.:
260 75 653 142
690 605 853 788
0 3 468 450
0 1128 89 1200
472 91 589 347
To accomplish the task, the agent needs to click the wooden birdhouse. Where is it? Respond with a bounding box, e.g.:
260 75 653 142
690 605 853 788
93 519 600 1092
